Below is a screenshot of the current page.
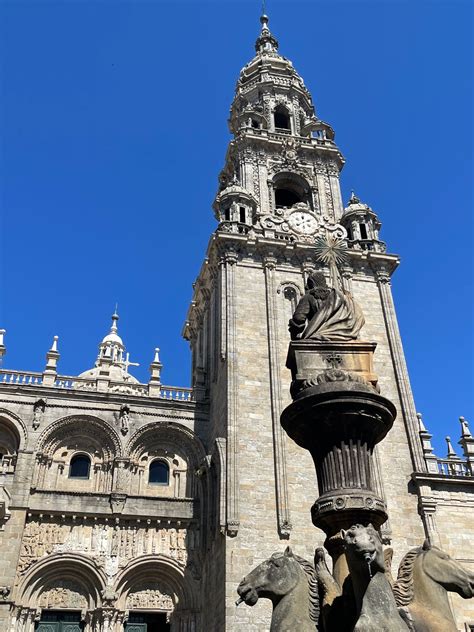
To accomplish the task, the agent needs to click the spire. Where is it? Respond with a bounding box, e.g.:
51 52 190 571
148 347 163 397
110 307 119 335
255 13 279 53
458 417 474 474
43 335 60 386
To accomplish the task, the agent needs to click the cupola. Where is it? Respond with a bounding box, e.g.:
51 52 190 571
213 183 258 228
78 311 139 383
340 192 386 252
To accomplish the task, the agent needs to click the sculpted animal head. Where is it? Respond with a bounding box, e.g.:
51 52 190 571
394 540 474 606
342 523 385 574
237 546 319 623
237 547 303 606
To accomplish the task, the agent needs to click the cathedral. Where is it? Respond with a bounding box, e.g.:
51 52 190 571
0 13 473 632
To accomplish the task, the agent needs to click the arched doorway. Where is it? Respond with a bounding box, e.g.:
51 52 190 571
114 556 200 632
36 610 84 631
125 611 170 632
124 581 173 631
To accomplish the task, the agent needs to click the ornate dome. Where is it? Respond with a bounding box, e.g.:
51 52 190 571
78 311 139 383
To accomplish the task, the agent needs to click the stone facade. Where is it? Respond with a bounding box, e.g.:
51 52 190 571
0 14 472 632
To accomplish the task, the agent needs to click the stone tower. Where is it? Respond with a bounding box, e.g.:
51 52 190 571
184 15 428 629
0 12 472 632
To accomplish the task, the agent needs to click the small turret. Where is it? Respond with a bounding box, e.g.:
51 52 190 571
340 192 386 253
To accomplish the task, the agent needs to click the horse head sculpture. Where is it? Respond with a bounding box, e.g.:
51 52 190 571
342 523 386 578
394 539 474 632
342 524 409 632
236 546 318 632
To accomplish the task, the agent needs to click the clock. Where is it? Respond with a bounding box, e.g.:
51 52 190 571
287 211 318 235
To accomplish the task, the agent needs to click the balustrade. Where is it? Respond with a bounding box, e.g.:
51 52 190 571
0 370 194 401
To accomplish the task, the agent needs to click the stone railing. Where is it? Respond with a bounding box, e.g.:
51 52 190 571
435 458 472 477
347 239 387 254
159 386 194 401
0 369 194 402
0 370 43 386
418 413 474 478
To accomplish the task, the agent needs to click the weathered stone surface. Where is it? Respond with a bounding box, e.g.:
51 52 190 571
393 540 474 632
289 272 364 342
237 547 317 632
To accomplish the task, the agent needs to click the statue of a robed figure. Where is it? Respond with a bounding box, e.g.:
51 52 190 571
289 271 364 342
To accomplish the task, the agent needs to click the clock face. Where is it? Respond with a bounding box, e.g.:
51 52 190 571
287 211 318 235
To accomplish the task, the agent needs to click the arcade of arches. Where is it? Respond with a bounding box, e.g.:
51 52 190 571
3 414 206 632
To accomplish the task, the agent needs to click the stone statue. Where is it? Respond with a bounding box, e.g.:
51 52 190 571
236 547 318 631
315 525 409 632
289 272 364 341
343 524 408 632
393 540 474 632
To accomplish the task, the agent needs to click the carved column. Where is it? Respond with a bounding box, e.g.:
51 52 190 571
282 340 396 583
263 255 292 536
375 269 425 472
224 251 239 536
315 169 327 217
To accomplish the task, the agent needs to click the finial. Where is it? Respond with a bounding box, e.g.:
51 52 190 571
0 329 5 359
349 191 360 205
416 412 427 432
50 335 59 353
460 416 472 439
153 347 161 364
445 436 457 458
110 309 119 334
255 8 278 53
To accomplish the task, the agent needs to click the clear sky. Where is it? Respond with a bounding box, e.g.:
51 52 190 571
1 0 472 456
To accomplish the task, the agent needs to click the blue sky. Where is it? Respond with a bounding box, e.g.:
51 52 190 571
1 0 472 456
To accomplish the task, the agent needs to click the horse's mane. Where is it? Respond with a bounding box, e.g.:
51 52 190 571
393 546 422 606
294 553 320 626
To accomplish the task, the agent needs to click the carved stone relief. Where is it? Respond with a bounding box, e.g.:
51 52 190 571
17 516 199 577
39 580 87 609
126 582 174 610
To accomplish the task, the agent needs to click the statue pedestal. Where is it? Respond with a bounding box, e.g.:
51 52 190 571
286 340 378 397
282 340 396 574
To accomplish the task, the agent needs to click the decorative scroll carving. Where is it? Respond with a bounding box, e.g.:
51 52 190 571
258 203 346 244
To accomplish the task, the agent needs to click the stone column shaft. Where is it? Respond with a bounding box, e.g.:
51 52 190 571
224 253 239 535
376 272 425 472
264 258 292 536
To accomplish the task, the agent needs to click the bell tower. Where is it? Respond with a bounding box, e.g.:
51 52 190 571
185 14 425 630
214 14 347 234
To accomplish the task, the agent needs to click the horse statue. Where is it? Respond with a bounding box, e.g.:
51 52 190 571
343 524 409 632
236 546 319 631
393 539 474 632
315 524 409 632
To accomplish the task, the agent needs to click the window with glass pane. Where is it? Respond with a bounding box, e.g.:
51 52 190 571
69 454 91 479
148 459 169 485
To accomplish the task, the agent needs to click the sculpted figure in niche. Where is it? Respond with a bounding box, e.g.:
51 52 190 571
289 272 364 341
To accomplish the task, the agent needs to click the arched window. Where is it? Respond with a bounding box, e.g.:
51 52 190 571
275 188 302 208
149 459 169 485
69 454 91 479
274 105 291 130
